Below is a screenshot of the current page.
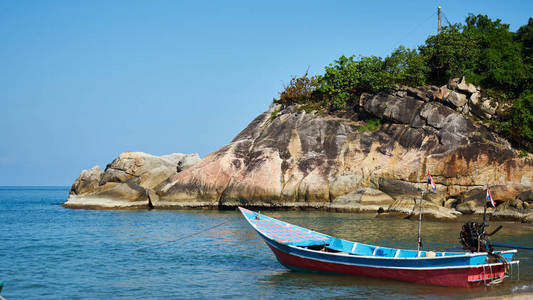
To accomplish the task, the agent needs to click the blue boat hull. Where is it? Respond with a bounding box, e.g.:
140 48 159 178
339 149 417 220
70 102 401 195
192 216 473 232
239 207 517 287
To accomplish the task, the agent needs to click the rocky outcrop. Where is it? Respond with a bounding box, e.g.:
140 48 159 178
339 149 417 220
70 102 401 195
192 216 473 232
64 85 533 222
435 76 502 121
64 152 201 209
329 188 394 212
70 166 104 196
156 85 532 220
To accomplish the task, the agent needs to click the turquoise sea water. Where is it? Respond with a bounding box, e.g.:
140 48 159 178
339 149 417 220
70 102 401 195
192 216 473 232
1 187 533 299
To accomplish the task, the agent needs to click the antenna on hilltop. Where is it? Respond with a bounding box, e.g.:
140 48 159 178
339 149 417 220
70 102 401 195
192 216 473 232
437 6 453 33
437 6 442 33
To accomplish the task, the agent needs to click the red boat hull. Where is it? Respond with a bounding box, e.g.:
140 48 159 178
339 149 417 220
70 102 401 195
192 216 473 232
268 244 506 287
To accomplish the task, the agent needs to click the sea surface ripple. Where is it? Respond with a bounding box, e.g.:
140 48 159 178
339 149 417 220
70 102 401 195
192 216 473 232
1 187 532 299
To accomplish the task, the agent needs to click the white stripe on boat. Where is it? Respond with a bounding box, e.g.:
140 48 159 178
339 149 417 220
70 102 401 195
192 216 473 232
351 243 358 253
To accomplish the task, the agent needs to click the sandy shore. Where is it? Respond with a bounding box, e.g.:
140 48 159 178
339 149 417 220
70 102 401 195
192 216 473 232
474 292 533 300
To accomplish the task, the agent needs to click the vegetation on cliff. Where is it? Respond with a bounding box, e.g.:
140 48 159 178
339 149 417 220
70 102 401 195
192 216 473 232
275 14 533 151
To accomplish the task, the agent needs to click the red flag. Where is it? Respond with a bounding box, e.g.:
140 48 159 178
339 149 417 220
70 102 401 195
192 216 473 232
487 188 495 207
427 171 436 191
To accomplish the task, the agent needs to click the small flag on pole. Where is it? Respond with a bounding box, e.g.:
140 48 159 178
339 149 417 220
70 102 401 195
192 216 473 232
487 187 495 207
427 171 436 191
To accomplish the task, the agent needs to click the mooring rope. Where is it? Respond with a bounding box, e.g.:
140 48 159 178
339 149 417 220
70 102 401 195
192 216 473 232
136 219 231 251
486 253 510 286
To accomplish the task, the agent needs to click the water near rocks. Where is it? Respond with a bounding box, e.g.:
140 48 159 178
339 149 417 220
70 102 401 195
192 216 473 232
1 187 533 299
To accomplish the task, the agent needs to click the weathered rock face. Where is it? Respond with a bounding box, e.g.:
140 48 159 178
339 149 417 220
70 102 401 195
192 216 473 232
70 166 104 196
64 86 533 222
64 152 201 209
152 86 532 220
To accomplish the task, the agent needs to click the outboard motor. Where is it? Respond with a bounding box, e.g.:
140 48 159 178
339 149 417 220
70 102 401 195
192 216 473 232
459 222 503 253
459 221 509 285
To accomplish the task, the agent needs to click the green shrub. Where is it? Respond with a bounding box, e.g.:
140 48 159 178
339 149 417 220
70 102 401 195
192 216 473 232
295 102 326 114
509 92 533 142
276 72 320 106
318 55 392 109
359 118 382 133
270 108 281 121
385 46 428 87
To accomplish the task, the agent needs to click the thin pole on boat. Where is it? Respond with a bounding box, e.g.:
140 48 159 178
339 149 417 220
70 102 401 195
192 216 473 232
483 183 488 226
417 179 427 257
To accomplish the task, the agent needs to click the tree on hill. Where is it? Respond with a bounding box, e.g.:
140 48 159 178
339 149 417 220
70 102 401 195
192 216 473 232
275 14 533 151
384 46 428 87
517 17 533 90
420 14 527 95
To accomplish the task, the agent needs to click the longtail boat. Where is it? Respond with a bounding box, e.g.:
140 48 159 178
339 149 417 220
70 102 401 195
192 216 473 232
239 207 519 287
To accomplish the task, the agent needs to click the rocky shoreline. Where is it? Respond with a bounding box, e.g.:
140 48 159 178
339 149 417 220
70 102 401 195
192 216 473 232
64 80 533 222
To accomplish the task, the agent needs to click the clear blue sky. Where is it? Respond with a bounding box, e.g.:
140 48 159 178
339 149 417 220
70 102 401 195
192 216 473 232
1 0 532 186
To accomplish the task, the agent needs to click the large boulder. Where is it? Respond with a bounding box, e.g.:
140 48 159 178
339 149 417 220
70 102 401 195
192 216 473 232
64 152 201 208
70 166 104 196
470 91 481 106
363 94 424 125
523 214 533 223
448 78 460 90
434 85 449 101
330 188 394 211
480 99 498 116
456 77 477 94
419 102 454 129
455 188 486 214
445 91 468 108
98 152 199 189
378 177 420 198
379 198 461 220
518 190 533 203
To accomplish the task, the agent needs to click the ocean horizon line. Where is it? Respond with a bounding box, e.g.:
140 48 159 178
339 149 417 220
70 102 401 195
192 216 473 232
0 185 69 189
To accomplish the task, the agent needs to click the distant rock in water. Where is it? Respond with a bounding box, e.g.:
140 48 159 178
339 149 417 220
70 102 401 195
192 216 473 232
64 86 533 222
64 152 200 209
